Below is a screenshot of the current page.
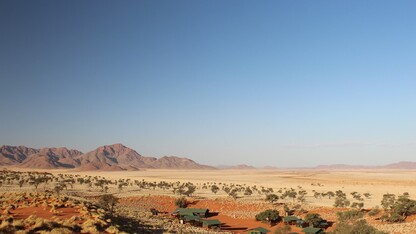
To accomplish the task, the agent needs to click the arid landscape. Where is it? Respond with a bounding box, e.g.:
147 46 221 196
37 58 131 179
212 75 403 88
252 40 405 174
2 144 416 233
2 1 416 233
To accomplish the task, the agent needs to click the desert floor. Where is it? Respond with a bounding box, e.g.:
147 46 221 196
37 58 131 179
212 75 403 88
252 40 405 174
52 168 416 208
5 168 416 233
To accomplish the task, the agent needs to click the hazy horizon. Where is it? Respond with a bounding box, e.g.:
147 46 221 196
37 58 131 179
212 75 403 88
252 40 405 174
1 1 416 167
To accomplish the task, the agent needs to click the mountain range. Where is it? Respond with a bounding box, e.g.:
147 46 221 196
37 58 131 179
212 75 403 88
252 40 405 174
2 144 416 171
0 144 214 170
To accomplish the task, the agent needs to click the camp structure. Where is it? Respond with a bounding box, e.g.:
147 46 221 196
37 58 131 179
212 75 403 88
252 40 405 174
302 227 324 234
171 208 209 218
246 227 270 234
202 219 222 228
283 216 300 225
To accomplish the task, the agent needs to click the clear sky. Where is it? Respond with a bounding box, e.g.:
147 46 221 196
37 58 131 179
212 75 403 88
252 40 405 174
1 1 416 167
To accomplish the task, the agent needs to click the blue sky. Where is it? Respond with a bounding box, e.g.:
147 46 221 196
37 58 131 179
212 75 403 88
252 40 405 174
1 1 416 167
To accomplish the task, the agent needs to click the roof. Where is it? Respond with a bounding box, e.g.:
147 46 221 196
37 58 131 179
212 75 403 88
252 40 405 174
173 208 209 214
284 216 300 222
247 227 270 233
202 219 221 225
179 212 197 217
317 221 329 227
183 215 202 221
302 227 323 234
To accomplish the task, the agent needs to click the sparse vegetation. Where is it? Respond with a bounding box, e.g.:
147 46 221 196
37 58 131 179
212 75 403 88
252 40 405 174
1 168 416 233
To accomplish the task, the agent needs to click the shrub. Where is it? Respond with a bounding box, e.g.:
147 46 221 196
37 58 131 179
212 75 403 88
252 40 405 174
210 185 219 194
97 194 119 216
265 194 279 204
381 193 395 211
304 213 323 227
337 210 363 223
255 209 280 224
368 207 381 216
332 220 387 234
175 197 188 208
334 196 350 208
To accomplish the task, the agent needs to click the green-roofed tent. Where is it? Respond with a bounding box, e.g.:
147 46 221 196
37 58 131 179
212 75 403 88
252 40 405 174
247 227 270 234
202 219 221 227
302 227 324 234
284 216 300 224
183 215 202 222
317 221 329 228
296 219 307 228
172 208 209 218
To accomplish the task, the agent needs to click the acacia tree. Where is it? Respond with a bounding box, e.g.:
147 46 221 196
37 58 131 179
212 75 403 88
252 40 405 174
211 185 219 194
351 202 364 210
381 193 396 211
244 187 253 196
304 213 323 227
255 209 280 226
391 197 416 221
184 185 196 197
327 191 335 199
334 190 350 208
265 194 279 204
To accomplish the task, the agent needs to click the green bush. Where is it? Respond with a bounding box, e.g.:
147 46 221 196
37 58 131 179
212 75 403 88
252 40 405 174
304 213 323 227
175 197 188 208
331 220 387 234
368 207 381 216
255 209 280 224
337 210 363 223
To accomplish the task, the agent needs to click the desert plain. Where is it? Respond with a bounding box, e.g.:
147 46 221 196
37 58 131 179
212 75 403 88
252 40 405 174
57 168 416 208
2 167 416 233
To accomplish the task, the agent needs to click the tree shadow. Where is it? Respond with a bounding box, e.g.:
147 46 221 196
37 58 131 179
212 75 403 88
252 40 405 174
112 215 165 234
207 212 219 218
220 224 248 231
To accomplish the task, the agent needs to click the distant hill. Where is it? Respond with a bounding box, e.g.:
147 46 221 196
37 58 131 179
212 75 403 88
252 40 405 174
0 144 214 171
311 161 416 170
313 164 372 170
382 161 416 169
216 164 257 170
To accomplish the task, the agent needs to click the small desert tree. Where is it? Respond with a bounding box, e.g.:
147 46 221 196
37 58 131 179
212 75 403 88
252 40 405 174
244 187 253 196
175 197 188 208
351 202 364 210
211 185 219 194
98 194 119 216
255 209 280 226
304 213 323 227
381 193 396 211
184 185 196 197
390 196 416 221
327 191 335 199
333 190 350 208
265 194 279 204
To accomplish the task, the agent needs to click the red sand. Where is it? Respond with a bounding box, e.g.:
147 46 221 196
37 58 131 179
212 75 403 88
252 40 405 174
10 206 79 220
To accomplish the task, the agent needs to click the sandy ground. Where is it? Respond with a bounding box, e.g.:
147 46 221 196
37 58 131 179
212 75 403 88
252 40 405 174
40 168 416 208
4 168 416 233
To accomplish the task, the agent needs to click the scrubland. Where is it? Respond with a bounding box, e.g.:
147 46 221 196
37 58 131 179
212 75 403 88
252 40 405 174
1 168 416 233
